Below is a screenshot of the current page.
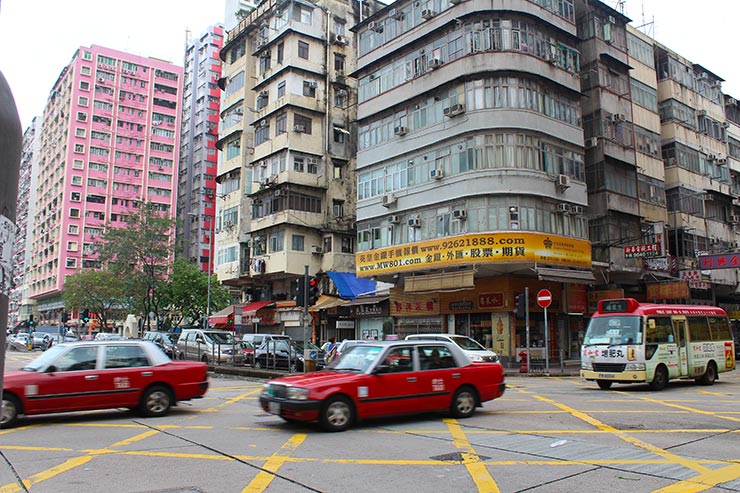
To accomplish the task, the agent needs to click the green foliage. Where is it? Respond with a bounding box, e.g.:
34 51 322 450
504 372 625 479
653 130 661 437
62 270 128 330
159 257 231 327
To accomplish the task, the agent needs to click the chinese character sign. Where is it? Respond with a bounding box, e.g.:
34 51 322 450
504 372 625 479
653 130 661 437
698 254 740 270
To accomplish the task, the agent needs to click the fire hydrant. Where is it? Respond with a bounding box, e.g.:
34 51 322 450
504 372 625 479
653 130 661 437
519 350 528 373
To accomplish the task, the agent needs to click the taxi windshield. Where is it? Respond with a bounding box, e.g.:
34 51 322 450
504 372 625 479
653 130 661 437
21 345 68 371
331 345 383 372
583 316 643 345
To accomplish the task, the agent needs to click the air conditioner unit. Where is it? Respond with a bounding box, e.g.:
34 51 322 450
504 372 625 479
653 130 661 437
610 113 626 123
382 193 397 207
557 203 571 213
430 168 444 180
259 90 269 98
708 154 717 161
259 119 267 127
98 77 106 83
311 246 323 254
585 137 598 148
443 104 465 117
307 157 320 165
699 109 708 116
307 81 318 89
728 98 738 106
428 58 442 69
388 214 401 224
570 205 584 215
368 21 383 32
333 34 347 45
557 174 570 188
731 215 740 224
274 189 282 196
293 124 306 132
408 216 421 227
608 15 616 24
233 141 241 147
452 209 467 219
394 126 408 136
421 9 435 19
722 121 731 128
389 8 404 20
717 158 728 165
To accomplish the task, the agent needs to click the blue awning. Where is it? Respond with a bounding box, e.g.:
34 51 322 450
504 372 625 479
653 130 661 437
327 272 377 300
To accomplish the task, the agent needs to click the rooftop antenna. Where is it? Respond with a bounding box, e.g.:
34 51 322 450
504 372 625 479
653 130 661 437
634 0 654 37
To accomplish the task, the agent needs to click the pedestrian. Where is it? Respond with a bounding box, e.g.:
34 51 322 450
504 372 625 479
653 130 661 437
325 337 338 364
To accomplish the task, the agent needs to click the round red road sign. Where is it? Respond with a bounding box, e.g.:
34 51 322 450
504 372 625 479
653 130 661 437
537 289 552 309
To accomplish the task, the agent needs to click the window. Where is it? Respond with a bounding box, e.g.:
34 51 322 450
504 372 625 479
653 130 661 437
80 81 90 91
341 236 353 253
74 144 85 153
55 346 98 372
70 192 81 202
323 236 333 253
333 200 344 218
80 66 91 76
303 80 317 97
277 42 284 64
78 96 89 106
334 87 347 107
69 208 81 218
269 230 284 252
71 176 83 186
333 160 345 179
104 345 149 369
298 40 309 59
333 126 347 143
294 114 312 134
73 159 84 170
255 123 270 146
307 157 318 174
299 6 312 25
294 157 304 172
76 112 87 122
68 225 79 235
65 258 77 269
66 241 78 252
82 50 92 60
334 19 346 36
334 53 345 72
277 80 286 98
75 128 86 138
275 112 287 135
292 235 305 251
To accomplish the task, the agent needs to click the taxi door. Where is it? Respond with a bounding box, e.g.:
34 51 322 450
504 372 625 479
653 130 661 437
96 344 153 407
360 346 420 418
29 346 103 413
672 317 689 377
414 345 457 411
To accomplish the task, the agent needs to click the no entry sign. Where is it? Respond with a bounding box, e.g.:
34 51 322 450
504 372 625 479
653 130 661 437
537 289 552 309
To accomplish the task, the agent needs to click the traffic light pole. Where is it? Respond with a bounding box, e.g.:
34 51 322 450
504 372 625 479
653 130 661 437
525 286 530 376
302 265 309 372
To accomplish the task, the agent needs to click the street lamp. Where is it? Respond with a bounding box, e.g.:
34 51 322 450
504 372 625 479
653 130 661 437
188 211 212 329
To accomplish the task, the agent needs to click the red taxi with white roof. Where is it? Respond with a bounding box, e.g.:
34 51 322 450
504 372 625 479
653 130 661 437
1 340 208 428
259 340 506 431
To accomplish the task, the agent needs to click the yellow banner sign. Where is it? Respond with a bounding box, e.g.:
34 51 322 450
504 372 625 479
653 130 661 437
356 232 591 277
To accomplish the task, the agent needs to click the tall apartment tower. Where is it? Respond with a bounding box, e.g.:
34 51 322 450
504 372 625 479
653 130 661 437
8 118 41 326
354 0 591 361
177 25 225 273
217 0 377 303
29 45 183 324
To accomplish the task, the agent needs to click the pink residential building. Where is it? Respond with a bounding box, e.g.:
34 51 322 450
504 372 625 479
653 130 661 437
29 45 183 324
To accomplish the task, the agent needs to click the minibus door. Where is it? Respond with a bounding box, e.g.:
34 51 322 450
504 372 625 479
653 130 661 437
672 317 688 377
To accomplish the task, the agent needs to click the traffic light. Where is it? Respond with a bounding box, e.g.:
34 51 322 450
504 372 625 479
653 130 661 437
81 309 90 324
514 293 526 318
294 275 306 306
307 276 319 305
28 315 36 330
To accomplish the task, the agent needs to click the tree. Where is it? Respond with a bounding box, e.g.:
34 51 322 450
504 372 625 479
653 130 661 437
159 258 231 328
62 270 128 331
95 202 175 330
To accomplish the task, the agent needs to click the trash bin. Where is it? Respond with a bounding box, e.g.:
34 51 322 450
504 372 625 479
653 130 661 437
305 359 317 372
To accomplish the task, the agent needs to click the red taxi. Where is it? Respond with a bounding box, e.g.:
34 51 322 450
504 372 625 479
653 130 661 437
1 340 209 428
259 340 506 431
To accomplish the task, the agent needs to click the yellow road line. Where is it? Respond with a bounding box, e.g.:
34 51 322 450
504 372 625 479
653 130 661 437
653 463 740 493
532 395 712 475
445 418 501 493
242 433 306 493
0 456 94 493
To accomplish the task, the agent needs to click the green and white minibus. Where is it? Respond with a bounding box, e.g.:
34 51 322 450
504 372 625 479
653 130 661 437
581 298 735 390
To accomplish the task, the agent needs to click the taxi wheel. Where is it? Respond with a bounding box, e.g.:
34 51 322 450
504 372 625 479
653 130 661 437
140 385 172 417
1 394 21 429
597 380 613 390
450 386 477 419
649 365 668 391
699 362 717 386
320 395 353 432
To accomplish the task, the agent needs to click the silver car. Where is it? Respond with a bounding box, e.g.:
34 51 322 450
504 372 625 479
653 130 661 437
176 329 244 365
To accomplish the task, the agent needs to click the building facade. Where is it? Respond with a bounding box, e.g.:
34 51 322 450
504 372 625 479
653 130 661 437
354 0 591 361
29 45 183 324
177 25 225 274
216 0 380 313
8 118 40 327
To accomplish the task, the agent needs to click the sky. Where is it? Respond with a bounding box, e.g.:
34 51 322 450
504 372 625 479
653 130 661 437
1 0 739 130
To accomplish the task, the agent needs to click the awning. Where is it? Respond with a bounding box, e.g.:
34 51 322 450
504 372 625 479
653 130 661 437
241 300 275 317
327 271 377 300
209 305 235 326
343 295 389 306
405 270 476 293
309 295 348 312
535 267 596 284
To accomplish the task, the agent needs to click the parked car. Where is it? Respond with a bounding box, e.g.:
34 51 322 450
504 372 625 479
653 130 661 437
31 333 52 350
8 333 32 351
176 329 244 365
254 340 325 372
142 331 179 359
260 340 506 431
405 334 499 362
242 333 291 346
1 340 209 429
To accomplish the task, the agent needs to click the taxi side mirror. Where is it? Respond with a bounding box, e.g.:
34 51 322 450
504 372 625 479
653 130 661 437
45 365 57 374
372 364 391 374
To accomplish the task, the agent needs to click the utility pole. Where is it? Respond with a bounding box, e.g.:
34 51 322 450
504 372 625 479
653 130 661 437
0 70 23 404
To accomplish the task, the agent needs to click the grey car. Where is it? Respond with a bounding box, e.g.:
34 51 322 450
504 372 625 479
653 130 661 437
176 329 244 365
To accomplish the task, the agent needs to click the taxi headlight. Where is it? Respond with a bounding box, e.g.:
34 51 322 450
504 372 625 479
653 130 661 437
581 361 593 370
625 362 646 371
286 387 309 400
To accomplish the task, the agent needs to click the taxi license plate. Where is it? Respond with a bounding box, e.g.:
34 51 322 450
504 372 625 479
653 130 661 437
598 373 615 378
268 401 280 415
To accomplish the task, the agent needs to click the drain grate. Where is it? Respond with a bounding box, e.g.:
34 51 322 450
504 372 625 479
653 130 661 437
430 452 491 462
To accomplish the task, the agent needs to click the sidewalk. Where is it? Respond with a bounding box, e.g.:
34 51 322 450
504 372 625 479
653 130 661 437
503 359 581 377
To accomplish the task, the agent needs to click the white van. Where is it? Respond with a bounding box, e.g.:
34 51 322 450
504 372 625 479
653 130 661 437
242 333 291 346
405 334 499 362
